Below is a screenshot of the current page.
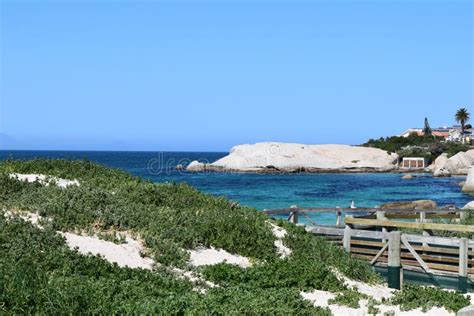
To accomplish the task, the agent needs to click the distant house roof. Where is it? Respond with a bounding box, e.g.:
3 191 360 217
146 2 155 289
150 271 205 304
415 131 449 137
432 131 450 137
400 126 458 137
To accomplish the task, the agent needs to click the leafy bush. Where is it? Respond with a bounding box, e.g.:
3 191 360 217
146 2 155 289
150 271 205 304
362 134 469 163
2 159 468 314
363 134 439 153
281 221 380 284
390 284 470 312
1 215 334 314
0 159 276 267
328 289 367 308
0 159 381 313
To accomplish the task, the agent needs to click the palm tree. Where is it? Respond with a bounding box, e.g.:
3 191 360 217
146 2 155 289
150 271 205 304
455 108 470 134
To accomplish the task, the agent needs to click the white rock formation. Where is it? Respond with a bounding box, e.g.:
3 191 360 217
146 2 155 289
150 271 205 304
429 154 448 174
462 167 474 193
186 160 206 172
187 143 398 173
462 201 474 209
432 151 474 177
379 200 437 210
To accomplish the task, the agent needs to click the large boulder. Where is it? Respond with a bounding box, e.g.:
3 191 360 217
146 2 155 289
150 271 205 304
430 153 448 176
462 167 474 193
191 142 398 173
444 150 474 174
379 200 438 210
433 150 474 177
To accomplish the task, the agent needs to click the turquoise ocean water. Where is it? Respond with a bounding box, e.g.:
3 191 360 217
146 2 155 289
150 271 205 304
1 150 471 225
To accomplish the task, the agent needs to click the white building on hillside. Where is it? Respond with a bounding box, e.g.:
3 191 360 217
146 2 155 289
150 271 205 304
399 125 472 143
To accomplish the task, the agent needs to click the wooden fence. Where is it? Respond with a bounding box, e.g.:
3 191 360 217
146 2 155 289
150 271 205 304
264 206 474 291
263 205 468 226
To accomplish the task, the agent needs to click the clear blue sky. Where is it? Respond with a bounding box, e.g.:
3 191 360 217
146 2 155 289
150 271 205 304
1 0 472 151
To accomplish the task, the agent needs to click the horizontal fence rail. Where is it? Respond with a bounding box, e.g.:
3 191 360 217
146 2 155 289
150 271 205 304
345 217 474 233
263 207 463 215
264 205 470 226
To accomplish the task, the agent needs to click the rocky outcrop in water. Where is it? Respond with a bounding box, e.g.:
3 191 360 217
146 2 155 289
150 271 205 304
462 201 474 209
431 150 474 177
186 142 398 173
186 160 207 172
379 200 438 210
462 167 474 193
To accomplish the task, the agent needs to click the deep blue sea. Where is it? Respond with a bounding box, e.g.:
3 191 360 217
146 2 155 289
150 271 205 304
1 150 472 224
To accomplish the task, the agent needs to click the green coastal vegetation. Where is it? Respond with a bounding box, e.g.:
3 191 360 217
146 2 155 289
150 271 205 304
0 159 471 314
363 108 471 164
362 133 468 164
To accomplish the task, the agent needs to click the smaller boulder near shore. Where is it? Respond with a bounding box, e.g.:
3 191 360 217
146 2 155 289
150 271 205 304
462 201 474 209
462 167 474 193
430 153 449 176
379 200 437 210
186 160 206 172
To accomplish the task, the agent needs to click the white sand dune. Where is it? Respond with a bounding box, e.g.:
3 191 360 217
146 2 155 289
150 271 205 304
301 271 457 316
60 232 154 270
332 268 394 301
10 173 80 188
3 210 472 315
188 247 251 268
269 222 292 258
3 210 153 270
301 289 452 316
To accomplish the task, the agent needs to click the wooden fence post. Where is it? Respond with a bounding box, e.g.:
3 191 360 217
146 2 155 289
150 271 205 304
419 211 430 247
336 206 342 226
459 237 469 293
388 231 402 289
343 224 351 253
376 210 387 243
419 211 426 223
289 205 299 224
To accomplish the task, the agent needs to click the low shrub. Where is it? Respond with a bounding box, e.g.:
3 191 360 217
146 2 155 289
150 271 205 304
390 284 470 312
